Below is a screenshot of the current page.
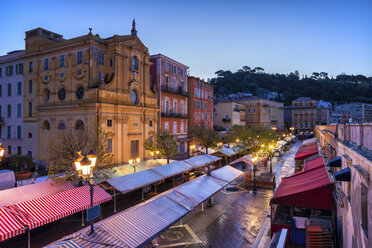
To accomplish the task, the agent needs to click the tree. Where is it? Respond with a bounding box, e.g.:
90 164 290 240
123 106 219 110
242 66 251 72
145 130 178 164
191 126 220 155
47 125 114 180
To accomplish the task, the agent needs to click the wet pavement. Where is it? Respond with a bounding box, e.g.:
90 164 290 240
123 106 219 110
3 141 302 248
156 141 302 248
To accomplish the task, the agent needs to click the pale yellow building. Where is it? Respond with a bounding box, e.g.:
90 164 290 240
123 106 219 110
214 101 246 130
238 96 284 130
22 25 158 165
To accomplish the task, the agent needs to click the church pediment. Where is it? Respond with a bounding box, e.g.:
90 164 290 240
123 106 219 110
120 38 149 54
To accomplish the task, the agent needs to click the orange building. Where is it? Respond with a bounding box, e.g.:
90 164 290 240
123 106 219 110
187 76 214 130
150 54 189 158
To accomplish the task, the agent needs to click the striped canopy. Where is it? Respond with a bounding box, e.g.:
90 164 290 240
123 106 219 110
106 170 163 194
210 165 244 182
184 155 220 169
47 226 127 248
48 165 244 248
0 180 74 207
4 185 111 230
150 161 193 179
0 207 24 242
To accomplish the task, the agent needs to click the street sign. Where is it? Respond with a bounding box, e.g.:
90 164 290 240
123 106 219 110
86 205 100 221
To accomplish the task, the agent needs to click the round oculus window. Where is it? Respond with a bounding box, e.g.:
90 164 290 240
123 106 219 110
76 87 84 99
58 88 66 100
131 90 138 104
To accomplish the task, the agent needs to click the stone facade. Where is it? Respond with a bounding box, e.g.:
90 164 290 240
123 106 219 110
149 54 189 158
291 97 317 134
187 76 213 130
238 97 284 130
316 123 372 248
22 27 158 164
214 101 246 130
0 50 24 156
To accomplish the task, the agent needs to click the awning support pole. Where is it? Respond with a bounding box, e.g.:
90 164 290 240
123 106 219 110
154 237 159 247
211 196 214 204
28 229 30 248
142 188 144 201
180 218 183 225
113 189 117 213
173 176 175 187
81 210 85 226
155 183 157 194
202 202 204 211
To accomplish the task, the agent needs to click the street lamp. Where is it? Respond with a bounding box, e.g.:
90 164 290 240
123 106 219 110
0 142 5 161
74 150 97 234
272 127 277 131
252 157 258 192
129 157 141 172
269 145 274 173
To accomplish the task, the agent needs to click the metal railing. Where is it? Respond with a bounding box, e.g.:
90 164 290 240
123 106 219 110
161 112 189 119
161 85 188 97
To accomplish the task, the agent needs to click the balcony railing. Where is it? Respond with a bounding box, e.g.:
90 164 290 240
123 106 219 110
222 118 231 122
161 85 188 97
161 112 189 119
233 107 240 112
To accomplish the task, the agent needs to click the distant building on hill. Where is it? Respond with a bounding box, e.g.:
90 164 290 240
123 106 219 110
336 102 372 123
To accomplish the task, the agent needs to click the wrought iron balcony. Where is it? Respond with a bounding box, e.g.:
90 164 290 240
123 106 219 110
161 85 188 97
222 117 231 122
161 112 189 119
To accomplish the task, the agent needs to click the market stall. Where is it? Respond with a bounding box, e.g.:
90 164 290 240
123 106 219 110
270 160 335 245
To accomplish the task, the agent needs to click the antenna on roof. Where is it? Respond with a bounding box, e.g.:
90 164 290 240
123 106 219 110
89 28 92 34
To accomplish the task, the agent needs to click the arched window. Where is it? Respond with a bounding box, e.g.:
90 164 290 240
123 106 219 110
58 122 66 130
132 56 138 70
42 120 50 130
75 120 84 131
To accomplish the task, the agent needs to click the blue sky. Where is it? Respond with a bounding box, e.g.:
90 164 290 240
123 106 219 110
0 0 371 79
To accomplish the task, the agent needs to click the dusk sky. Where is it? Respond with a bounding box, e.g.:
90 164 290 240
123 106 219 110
0 0 371 80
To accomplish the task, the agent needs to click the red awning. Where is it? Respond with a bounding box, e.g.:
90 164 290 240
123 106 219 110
297 143 318 153
271 166 334 210
0 208 24 242
0 180 74 207
295 149 318 160
4 185 112 230
304 156 325 171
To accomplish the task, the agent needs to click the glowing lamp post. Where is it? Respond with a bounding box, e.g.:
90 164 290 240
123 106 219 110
74 150 97 234
252 157 258 191
0 143 5 161
129 157 141 173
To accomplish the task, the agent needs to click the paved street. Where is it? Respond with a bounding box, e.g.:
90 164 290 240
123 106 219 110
155 141 302 248
3 142 301 248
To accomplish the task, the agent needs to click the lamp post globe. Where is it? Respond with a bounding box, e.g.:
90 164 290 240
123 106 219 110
87 149 97 168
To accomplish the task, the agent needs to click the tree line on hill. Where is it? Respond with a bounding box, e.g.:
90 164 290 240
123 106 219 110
210 67 372 105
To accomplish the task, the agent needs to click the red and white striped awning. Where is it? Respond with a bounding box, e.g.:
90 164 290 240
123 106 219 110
4 185 111 230
0 180 75 207
0 208 24 242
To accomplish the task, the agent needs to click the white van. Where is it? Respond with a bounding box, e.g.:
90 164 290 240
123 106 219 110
0 170 16 190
